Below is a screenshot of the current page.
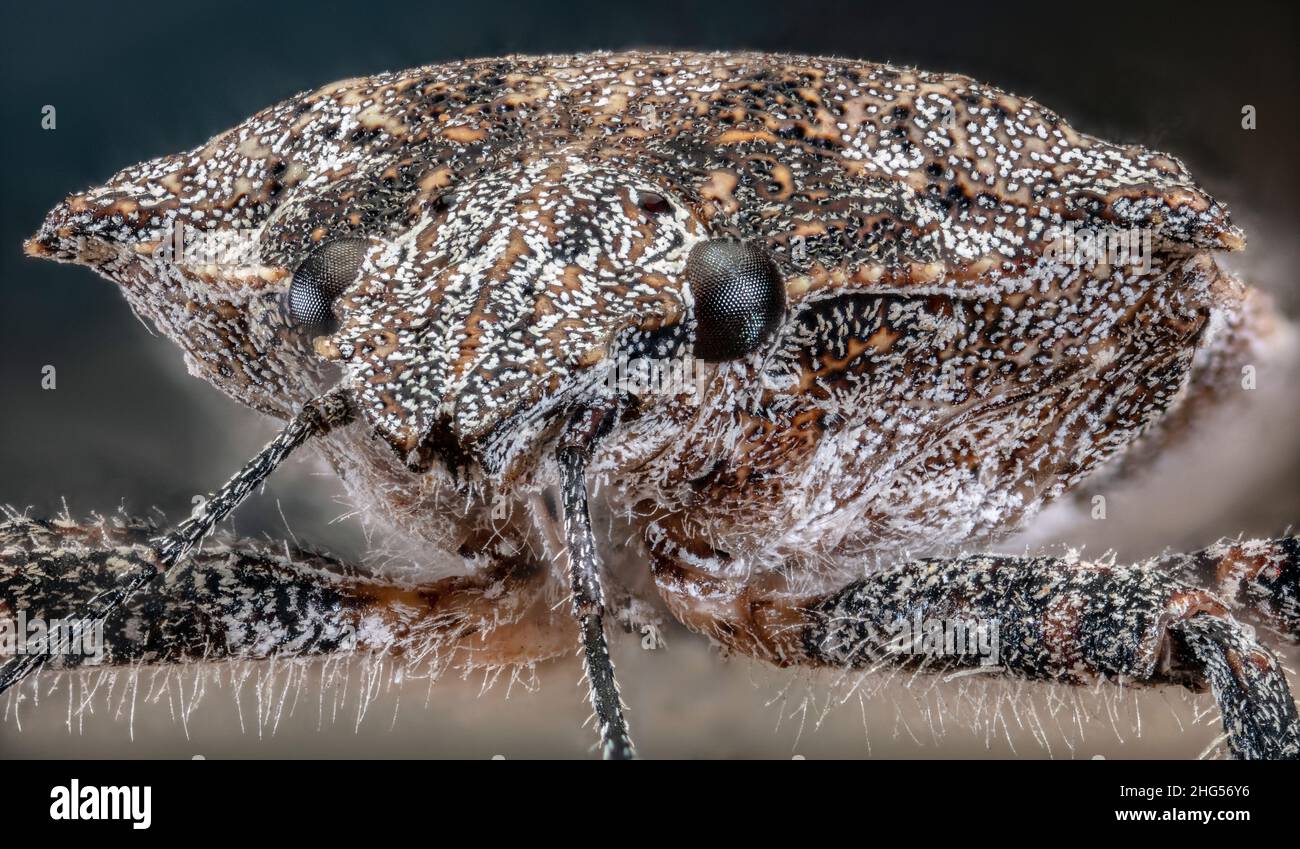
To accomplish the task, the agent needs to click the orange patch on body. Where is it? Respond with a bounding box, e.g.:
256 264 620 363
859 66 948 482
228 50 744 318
717 129 778 145
700 169 740 216
440 125 486 143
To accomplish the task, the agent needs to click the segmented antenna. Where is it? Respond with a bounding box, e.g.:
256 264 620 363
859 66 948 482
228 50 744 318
557 404 636 760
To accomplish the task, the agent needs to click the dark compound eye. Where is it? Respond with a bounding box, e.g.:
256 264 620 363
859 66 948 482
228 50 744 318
686 239 785 362
288 237 368 330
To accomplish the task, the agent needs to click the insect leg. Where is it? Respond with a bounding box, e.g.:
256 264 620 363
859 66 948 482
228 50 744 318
651 545 1300 759
0 513 571 670
804 555 1299 760
1152 537 1300 641
0 389 353 694
554 406 636 760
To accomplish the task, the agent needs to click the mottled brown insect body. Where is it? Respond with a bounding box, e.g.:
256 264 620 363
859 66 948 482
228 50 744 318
11 51 1300 759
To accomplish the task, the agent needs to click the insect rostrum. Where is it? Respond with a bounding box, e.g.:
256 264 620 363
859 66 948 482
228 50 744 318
8 51 1299 759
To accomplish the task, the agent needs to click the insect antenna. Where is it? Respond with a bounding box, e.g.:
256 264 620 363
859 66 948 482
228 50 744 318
0 389 354 695
556 404 636 760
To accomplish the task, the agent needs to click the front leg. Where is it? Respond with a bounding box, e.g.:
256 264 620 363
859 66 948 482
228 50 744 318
651 543 1300 760
808 555 1299 760
0 514 573 674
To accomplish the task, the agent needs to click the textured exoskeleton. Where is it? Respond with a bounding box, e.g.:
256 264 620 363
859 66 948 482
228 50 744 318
9 51 1299 758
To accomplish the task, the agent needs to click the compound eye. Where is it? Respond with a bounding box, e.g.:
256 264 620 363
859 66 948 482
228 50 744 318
288 237 368 330
686 239 785 362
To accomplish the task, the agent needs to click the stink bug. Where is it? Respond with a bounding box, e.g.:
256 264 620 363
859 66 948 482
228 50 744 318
6 51 1298 759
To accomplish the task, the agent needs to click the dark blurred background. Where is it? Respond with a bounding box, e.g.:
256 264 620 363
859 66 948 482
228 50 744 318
1 0 1297 758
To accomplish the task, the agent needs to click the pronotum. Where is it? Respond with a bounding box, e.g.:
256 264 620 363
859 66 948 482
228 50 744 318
5 51 1298 759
